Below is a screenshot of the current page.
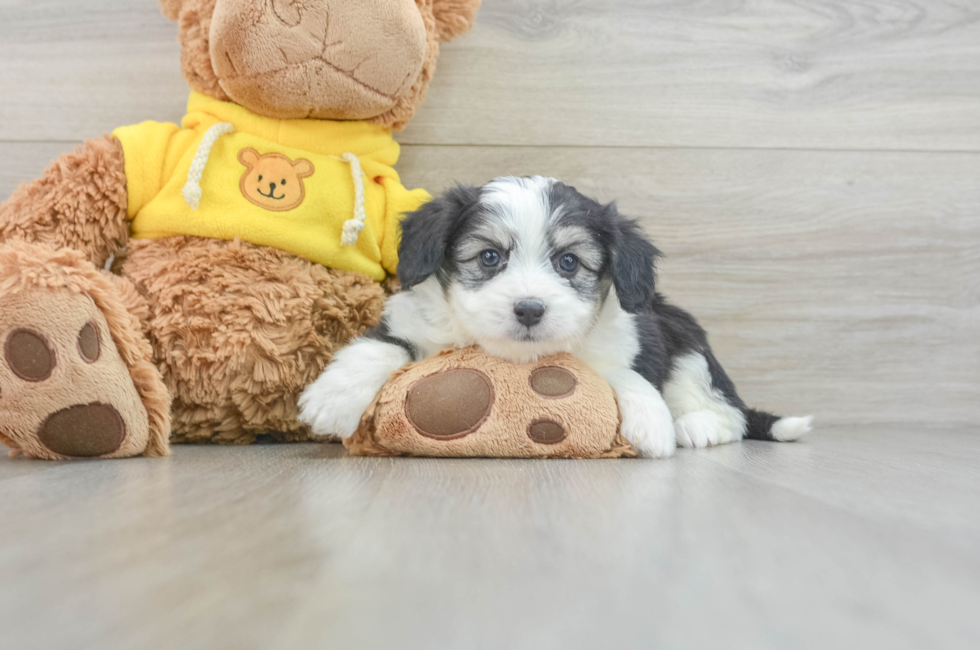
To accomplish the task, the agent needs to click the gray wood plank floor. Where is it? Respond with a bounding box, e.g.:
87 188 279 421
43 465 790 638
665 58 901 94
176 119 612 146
0 0 978 647
1 429 978 650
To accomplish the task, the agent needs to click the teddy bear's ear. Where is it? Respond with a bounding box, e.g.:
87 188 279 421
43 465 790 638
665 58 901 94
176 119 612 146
237 148 260 168
430 0 481 42
292 159 315 178
158 0 184 21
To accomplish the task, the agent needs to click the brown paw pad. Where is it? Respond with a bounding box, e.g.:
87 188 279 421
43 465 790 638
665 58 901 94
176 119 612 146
527 418 567 444
38 403 125 457
0 289 151 460
529 366 577 399
5 328 56 382
77 322 101 363
406 368 494 439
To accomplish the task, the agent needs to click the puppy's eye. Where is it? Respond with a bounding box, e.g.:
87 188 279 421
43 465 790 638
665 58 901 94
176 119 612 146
558 253 579 274
479 249 501 268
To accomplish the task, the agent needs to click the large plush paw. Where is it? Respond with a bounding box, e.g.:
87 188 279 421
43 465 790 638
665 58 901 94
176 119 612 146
0 244 170 460
345 347 632 459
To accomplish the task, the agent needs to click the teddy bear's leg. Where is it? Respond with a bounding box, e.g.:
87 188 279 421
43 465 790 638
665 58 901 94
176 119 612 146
0 242 171 459
0 135 129 267
119 237 386 444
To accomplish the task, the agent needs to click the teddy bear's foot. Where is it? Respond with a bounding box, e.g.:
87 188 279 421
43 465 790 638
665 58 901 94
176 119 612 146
0 242 170 459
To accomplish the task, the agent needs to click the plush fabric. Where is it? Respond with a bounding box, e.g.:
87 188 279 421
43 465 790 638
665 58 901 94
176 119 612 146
209 0 428 121
0 0 479 457
163 0 482 131
158 0 185 21
0 242 170 459
430 0 482 41
347 347 637 459
0 136 128 269
115 93 429 279
118 236 385 444
175 0 229 102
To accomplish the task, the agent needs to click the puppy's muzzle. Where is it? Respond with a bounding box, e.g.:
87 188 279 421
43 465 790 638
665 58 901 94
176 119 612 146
513 299 546 327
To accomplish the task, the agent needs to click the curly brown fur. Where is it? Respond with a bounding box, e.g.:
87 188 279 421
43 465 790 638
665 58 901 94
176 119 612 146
158 0 184 21
369 0 443 131
0 242 171 458
431 0 482 42
118 237 385 444
372 0 481 130
0 136 128 268
174 0 230 102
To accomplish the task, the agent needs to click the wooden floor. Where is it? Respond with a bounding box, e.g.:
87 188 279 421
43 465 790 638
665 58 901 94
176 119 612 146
1 0 978 648
1 428 979 649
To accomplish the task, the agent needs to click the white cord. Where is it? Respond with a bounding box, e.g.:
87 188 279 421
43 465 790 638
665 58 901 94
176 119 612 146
182 122 236 209
338 152 367 246
180 134 367 246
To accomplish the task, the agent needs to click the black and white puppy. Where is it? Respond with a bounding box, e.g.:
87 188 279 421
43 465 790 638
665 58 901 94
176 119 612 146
299 176 812 457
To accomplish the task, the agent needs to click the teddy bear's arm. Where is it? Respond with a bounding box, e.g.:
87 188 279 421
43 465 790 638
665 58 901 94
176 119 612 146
0 135 129 269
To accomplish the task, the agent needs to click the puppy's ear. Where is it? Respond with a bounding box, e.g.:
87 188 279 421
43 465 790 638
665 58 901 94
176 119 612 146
608 204 661 313
398 184 480 289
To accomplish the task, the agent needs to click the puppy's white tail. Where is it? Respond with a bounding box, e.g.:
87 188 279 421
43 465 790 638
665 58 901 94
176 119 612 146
744 409 813 442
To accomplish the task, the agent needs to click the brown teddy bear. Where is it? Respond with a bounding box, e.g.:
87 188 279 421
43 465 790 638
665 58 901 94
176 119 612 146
348 347 638 459
0 0 480 459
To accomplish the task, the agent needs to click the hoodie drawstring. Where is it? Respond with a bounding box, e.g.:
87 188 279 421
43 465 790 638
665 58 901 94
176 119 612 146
181 124 367 248
338 152 367 247
182 122 236 209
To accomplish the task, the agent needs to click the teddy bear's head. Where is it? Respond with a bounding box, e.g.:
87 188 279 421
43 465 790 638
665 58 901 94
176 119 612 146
159 0 480 130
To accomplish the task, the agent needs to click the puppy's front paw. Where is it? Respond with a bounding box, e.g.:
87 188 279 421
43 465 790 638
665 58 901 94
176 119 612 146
674 411 721 449
300 339 413 439
619 400 676 459
298 370 377 439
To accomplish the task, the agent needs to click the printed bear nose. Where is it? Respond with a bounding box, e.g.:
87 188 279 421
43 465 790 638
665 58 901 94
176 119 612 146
514 299 546 327
269 182 277 191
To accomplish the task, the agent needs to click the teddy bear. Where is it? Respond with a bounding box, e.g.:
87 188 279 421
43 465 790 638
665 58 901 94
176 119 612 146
0 0 480 460
347 347 638 459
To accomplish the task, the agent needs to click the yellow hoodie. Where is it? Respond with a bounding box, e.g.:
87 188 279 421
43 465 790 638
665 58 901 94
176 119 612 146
112 93 429 281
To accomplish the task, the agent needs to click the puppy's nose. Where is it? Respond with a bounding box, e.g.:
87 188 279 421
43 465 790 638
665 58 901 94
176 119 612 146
514 299 546 327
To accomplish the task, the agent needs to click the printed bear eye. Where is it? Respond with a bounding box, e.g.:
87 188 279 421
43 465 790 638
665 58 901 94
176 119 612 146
281 179 287 185
479 249 501 268
258 175 263 181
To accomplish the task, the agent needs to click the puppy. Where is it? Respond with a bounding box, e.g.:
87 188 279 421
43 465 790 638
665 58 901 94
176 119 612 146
299 176 812 457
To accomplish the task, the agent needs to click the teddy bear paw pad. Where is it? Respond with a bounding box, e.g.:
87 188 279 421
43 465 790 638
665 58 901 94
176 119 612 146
0 288 151 460
38 403 126 457
528 366 578 399
405 369 494 439
527 418 567 444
